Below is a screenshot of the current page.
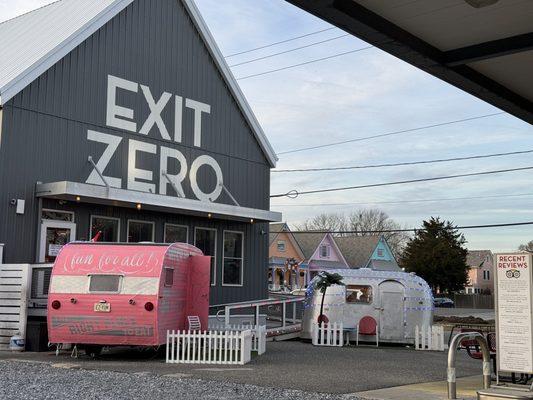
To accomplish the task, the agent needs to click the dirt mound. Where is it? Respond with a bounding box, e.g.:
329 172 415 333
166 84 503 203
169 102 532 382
434 315 494 325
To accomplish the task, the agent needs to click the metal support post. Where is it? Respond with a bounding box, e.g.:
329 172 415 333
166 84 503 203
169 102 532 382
162 171 184 197
447 332 491 399
225 305 230 327
88 156 110 195
217 182 240 206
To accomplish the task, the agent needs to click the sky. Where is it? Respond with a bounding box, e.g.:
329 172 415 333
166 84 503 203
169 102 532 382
1 0 532 252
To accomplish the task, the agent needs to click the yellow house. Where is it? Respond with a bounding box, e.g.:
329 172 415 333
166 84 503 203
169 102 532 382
268 223 306 291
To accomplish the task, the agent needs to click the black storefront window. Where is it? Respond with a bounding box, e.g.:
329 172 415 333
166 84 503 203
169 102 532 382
164 224 188 243
223 231 243 286
90 216 120 242
127 220 154 242
195 228 217 285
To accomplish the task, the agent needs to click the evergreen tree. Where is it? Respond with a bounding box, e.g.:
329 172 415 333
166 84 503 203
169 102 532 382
400 217 468 293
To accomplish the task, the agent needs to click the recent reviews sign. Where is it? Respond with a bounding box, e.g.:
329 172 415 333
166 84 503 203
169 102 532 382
495 253 533 373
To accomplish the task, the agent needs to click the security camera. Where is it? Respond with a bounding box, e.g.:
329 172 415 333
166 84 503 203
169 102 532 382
9 199 17 205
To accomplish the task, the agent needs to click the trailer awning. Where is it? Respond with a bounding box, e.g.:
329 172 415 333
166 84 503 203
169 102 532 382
35 181 282 222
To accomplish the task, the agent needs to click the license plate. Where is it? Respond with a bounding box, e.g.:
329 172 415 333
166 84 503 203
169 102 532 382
94 303 111 312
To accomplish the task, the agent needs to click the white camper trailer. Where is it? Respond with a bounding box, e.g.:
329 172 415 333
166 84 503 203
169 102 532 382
301 269 433 344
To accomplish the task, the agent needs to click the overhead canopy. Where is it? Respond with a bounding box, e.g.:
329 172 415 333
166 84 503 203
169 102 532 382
285 0 533 124
36 181 282 222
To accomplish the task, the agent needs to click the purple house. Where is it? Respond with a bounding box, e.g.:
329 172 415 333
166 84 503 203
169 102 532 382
295 233 349 285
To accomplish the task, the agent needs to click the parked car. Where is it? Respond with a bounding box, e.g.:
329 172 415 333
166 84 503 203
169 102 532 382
434 297 455 308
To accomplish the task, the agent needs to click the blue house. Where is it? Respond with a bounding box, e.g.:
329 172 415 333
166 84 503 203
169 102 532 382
334 235 400 271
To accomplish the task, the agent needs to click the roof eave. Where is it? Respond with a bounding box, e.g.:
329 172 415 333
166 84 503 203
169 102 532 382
182 0 278 168
0 0 135 107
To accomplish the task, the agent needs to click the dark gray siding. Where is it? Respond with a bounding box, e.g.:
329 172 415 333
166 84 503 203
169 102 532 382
0 0 271 304
38 199 269 305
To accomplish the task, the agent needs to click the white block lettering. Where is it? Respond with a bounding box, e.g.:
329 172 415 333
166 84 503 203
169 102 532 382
159 146 187 197
86 130 123 188
185 99 211 147
189 155 223 202
128 139 157 193
139 85 172 140
174 95 183 143
106 75 138 132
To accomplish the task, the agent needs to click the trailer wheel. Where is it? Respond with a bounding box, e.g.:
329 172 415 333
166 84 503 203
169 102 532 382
84 345 103 358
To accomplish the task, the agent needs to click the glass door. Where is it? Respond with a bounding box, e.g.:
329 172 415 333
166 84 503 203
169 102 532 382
39 220 76 263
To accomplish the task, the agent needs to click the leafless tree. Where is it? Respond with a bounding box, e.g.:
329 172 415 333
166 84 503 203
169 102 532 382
345 209 409 258
518 240 533 252
294 213 347 232
293 209 409 258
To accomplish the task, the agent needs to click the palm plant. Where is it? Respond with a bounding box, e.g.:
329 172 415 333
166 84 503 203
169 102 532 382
313 271 344 327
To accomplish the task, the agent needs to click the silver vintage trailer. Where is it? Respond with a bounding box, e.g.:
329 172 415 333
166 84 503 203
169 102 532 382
301 269 434 344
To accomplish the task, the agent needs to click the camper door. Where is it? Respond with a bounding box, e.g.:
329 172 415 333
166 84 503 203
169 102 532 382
378 280 405 341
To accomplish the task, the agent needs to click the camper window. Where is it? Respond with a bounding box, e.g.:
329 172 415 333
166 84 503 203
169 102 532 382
345 285 373 304
164 268 174 286
89 275 122 293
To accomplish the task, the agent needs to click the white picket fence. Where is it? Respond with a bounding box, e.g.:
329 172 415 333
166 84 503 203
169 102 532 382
211 324 266 355
0 264 30 350
415 325 445 351
312 322 344 347
166 330 253 365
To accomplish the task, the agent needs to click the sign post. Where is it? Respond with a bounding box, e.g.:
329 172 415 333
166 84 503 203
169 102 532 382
494 253 533 376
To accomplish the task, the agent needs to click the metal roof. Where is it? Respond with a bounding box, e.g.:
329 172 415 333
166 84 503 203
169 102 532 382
285 0 533 125
0 0 133 105
0 0 278 167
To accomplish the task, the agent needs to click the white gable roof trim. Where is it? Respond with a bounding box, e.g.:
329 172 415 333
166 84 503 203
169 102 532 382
0 0 278 168
183 0 278 167
0 0 134 106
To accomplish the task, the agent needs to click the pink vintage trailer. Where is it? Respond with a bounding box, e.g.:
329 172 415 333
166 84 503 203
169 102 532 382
47 242 210 353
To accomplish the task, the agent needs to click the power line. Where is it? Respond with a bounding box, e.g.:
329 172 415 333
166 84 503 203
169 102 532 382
224 27 336 58
236 46 374 80
270 165 533 198
277 112 506 155
289 220 533 234
273 148 533 173
229 34 351 67
272 192 533 207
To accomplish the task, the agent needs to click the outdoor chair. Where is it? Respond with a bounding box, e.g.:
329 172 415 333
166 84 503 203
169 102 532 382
187 315 201 331
357 316 379 347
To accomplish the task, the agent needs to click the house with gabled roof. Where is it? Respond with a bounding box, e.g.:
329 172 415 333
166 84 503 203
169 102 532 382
334 235 400 271
268 223 306 291
295 232 349 285
465 250 494 294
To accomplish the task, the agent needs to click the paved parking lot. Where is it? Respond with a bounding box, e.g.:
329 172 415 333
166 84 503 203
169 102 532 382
0 341 483 396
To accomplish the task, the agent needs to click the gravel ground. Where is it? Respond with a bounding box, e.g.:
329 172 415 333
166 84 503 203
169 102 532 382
0 341 483 394
0 360 362 400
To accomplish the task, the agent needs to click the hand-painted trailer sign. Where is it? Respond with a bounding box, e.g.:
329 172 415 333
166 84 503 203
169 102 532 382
48 242 210 347
495 253 533 374
86 75 223 202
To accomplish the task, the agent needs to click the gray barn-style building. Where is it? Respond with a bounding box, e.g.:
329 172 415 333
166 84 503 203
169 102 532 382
0 0 281 305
